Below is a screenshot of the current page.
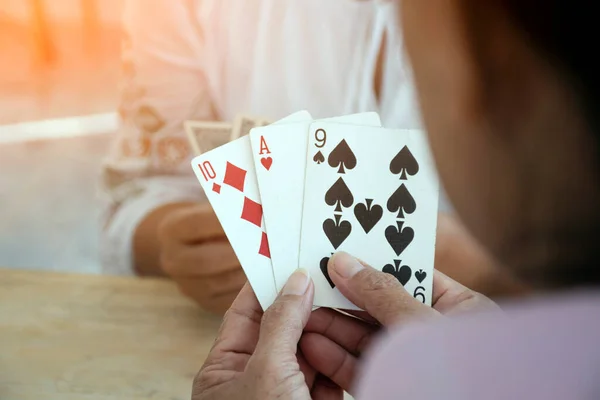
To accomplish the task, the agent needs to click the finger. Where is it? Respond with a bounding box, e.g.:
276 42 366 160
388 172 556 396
432 270 501 315
207 283 262 362
311 375 344 400
305 308 377 356
178 280 242 314
432 268 469 304
207 290 241 315
328 252 439 326
160 203 224 243
162 241 240 276
434 213 498 290
298 351 317 388
174 268 246 301
208 269 248 296
434 214 529 297
254 269 314 357
300 333 357 394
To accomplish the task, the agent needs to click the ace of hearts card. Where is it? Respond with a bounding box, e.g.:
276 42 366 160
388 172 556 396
299 123 439 310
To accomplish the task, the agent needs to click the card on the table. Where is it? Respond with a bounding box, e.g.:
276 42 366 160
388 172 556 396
298 123 439 310
185 121 232 155
185 112 311 155
230 114 271 141
249 113 382 291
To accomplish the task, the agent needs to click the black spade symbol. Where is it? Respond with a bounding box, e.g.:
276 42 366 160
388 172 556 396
387 184 416 219
390 146 419 180
382 260 412 286
328 139 357 174
354 199 383 234
313 151 325 164
320 255 335 288
323 214 352 249
385 221 415 256
325 177 354 212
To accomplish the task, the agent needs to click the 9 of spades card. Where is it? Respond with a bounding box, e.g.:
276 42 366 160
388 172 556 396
298 123 439 310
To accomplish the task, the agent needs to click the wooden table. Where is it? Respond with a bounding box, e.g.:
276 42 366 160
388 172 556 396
0 268 223 400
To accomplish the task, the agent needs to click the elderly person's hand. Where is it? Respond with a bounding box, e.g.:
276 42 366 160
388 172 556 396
192 270 343 400
300 252 500 395
157 203 246 314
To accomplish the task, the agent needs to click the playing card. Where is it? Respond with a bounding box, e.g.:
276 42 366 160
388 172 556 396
230 114 272 141
191 138 275 309
185 121 232 155
186 111 311 155
190 111 311 309
299 123 439 310
249 113 382 291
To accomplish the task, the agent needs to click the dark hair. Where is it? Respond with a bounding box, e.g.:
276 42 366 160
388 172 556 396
501 1 600 138
500 1 600 288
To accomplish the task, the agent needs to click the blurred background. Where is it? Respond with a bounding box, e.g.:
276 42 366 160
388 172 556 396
0 0 123 273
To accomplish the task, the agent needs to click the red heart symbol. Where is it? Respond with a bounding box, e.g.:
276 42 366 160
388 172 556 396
261 157 273 170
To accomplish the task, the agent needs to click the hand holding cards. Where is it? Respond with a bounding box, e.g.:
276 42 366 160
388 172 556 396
190 111 439 310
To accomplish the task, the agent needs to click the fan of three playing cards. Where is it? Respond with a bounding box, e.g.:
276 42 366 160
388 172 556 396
190 110 439 311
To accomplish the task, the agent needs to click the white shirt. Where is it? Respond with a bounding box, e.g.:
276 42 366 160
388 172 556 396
101 0 429 275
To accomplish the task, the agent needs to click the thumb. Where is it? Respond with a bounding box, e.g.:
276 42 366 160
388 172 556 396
254 269 314 357
328 252 438 326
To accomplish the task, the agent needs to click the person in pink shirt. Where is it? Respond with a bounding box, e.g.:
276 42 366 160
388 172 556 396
189 0 600 399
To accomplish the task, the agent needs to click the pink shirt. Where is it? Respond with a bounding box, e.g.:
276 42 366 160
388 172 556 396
358 291 600 399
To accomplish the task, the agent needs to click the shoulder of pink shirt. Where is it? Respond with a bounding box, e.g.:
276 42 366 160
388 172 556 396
357 290 600 400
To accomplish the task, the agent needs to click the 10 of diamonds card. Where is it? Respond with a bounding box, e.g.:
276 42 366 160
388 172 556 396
189 111 312 310
191 137 276 310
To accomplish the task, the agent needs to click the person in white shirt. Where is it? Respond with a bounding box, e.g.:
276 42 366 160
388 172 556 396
101 0 525 313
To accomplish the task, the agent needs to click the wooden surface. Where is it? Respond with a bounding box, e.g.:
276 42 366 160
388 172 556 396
0 268 223 400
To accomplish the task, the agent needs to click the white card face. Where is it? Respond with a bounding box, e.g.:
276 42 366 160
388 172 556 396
189 111 311 310
299 123 439 310
191 137 276 310
249 113 382 290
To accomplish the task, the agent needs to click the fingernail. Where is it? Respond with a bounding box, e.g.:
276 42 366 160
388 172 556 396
282 268 311 296
331 252 364 278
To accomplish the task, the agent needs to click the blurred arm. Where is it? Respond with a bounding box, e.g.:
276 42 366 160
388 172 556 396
100 0 215 276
